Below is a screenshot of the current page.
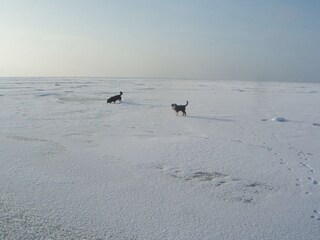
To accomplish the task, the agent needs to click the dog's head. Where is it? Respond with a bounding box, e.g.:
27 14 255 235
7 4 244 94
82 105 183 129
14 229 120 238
171 103 177 110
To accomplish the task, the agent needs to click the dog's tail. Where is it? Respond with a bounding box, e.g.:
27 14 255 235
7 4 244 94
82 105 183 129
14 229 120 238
185 101 188 106
120 91 123 95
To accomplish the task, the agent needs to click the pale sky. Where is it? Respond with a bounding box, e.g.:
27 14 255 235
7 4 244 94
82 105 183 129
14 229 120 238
1 0 320 82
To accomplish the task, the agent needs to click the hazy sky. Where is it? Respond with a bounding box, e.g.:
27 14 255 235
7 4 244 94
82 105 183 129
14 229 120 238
1 0 320 82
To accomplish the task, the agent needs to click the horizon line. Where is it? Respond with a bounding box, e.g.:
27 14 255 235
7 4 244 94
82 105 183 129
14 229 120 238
0 76 319 84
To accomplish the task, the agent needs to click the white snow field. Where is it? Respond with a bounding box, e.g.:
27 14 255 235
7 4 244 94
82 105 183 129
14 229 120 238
1 77 320 240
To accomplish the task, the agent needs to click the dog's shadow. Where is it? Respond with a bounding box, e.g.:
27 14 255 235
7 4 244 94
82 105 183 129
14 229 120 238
187 116 235 122
122 101 165 108
122 101 146 106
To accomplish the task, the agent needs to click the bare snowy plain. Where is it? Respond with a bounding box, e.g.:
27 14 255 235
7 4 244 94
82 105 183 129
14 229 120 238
1 77 320 240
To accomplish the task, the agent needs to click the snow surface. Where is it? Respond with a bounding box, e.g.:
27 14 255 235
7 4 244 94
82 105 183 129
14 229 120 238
1 77 320 240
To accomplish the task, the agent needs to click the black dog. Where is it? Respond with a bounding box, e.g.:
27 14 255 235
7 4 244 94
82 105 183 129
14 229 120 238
171 101 188 116
107 91 123 103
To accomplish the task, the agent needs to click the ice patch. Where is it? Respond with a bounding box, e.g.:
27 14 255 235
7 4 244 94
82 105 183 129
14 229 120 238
262 117 288 122
271 117 288 122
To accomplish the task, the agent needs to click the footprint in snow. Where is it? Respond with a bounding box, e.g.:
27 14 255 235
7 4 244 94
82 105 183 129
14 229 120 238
311 210 320 221
154 165 273 204
300 162 315 173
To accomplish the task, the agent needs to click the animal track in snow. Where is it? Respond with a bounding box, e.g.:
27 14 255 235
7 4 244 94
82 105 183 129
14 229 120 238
154 165 273 204
289 144 313 164
231 136 294 175
154 165 227 183
311 210 320 221
295 178 301 187
307 177 318 185
287 143 318 188
171 170 227 182
300 162 315 173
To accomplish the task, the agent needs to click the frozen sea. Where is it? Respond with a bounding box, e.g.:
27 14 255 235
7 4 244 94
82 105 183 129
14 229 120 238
1 77 320 239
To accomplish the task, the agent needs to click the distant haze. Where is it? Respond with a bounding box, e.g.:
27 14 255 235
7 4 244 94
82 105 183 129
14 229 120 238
1 0 320 82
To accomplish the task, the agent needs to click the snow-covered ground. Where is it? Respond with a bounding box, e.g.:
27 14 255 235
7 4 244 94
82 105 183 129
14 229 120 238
1 77 320 240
